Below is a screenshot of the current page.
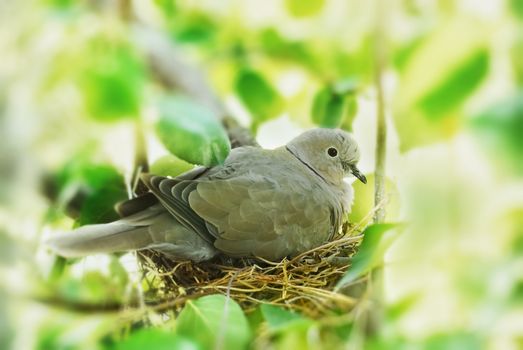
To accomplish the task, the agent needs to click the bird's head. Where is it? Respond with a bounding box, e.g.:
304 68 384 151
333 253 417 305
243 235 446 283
286 128 367 186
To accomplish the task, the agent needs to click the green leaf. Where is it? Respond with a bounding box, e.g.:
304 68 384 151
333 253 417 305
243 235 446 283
154 0 177 18
418 49 489 119
511 280 523 304
392 36 425 72
245 307 264 334
150 155 194 178
259 306 317 349
510 0 523 19
340 96 358 132
77 183 127 226
260 304 310 332
469 92 523 175
312 79 358 128
173 13 217 44
114 329 198 350
424 332 482 350
336 223 402 290
311 88 344 128
52 158 128 225
386 294 420 321
76 166 128 226
176 295 251 350
156 95 231 166
397 19 488 108
511 37 523 84
285 0 325 18
259 29 317 70
235 68 284 126
45 0 75 9
80 41 146 122
394 19 490 150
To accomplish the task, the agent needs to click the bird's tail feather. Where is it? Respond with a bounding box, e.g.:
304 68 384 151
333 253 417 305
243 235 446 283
45 206 164 258
46 223 153 258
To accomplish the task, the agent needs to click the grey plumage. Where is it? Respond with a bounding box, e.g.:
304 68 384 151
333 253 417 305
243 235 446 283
46 128 365 262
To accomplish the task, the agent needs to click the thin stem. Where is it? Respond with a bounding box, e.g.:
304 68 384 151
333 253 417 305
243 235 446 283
363 0 389 339
373 0 388 224
131 120 149 196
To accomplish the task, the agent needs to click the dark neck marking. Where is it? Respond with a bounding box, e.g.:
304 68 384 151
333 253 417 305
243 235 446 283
285 146 327 183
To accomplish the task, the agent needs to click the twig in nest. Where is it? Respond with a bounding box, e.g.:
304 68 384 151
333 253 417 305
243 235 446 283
139 225 364 318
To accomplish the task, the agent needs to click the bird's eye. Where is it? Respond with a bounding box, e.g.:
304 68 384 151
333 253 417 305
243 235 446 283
327 147 338 157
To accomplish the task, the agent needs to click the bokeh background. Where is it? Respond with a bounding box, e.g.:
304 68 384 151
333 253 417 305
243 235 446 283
0 0 522 349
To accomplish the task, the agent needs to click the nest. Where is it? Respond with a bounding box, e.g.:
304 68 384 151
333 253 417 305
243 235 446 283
138 223 364 318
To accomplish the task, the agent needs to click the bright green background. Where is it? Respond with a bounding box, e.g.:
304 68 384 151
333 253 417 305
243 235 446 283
0 0 522 349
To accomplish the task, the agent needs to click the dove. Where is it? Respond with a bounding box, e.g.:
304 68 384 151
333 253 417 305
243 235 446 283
46 128 366 262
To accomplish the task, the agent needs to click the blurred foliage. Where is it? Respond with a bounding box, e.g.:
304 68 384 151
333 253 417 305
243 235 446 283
79 41 146 122
260 304 312 332
149 154 194 178
336 223 402 289
110 329 198 350
349 174 400 227
393 19 490 150
311 79 359 129
0 290 12 350
34 313 118 350
285 0 326 18
234 68 284 129
470 91 523 175
258 28 318 71
510 0 523 19
252 304 326 349
1 0 522 349
176 295 251 349
46 153 128 225
512 37 523 84
156 95 231 166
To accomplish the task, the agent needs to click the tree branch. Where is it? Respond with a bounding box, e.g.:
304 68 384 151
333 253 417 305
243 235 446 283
33 292 214 314
132 25 258 148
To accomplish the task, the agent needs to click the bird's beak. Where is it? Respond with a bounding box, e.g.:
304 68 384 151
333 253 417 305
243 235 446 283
350 165 367 184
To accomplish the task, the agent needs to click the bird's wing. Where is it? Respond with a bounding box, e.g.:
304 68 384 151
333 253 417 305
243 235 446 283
116 166 209 218
140 173 215 244
188 173 335 260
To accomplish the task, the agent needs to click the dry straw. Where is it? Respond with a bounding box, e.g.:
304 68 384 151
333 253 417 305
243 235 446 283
138 222 365 318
